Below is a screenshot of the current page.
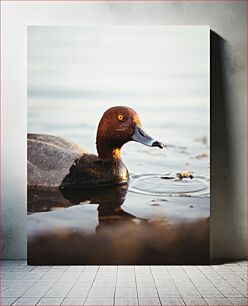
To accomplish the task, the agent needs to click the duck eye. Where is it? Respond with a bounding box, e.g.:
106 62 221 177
117 114 124 121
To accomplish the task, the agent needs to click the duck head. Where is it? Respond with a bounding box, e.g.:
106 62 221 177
96 106 165 159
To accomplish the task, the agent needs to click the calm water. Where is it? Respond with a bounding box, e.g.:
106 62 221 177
28 26 210 264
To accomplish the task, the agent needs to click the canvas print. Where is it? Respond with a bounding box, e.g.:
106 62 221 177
27 26 210 264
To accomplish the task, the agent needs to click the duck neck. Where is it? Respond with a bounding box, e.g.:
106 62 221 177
96 141 129 184
96 142 122 160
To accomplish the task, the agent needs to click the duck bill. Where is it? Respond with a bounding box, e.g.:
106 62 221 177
131 125 165 149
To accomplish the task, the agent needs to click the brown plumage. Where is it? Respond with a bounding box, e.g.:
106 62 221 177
28 106 165 188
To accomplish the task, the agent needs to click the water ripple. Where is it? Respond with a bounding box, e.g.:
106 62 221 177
129 173 209 198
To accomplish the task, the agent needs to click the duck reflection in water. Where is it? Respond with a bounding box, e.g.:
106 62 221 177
28 184 145 232
62 184 147 232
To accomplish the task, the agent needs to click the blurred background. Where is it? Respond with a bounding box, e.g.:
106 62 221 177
27 26 209 162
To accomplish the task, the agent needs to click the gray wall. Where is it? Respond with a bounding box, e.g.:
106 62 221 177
1 1 246 260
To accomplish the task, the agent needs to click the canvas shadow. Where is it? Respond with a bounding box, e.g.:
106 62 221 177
210 30 238 263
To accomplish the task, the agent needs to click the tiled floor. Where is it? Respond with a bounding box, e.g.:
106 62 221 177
1 260 247 306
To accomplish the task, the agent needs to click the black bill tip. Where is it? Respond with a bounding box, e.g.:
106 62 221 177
152 141 166 149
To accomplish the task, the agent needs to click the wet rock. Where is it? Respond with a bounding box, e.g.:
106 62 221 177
150 199 161 206
176 171 194 180
195 152 208 159
161 176 174 180
150 203 161 206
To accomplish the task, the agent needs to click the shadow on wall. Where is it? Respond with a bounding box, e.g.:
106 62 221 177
210 31 240 262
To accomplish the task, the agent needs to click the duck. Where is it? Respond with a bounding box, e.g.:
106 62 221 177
28 106 165 188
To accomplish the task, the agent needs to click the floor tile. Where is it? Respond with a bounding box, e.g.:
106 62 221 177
61 297 86 305
66 266 85 272
157 288 180 298
182 297 207 305
12 297 40 305
0 297 17 306
137 287 158 297
118 266 134 272
84 297 114 305
88 287 115 298
67 285 91 297
217 286 244 297
197 287 224 298
116 279 136 287
115 288 137 298
138 297 161 305
115 297 138 305
160 297 185 305
22 282 54 297
37 297 64 305
32 266 52 272
45 285 72 297
228 297 248 305
204 297 233 305
136 278 155 287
